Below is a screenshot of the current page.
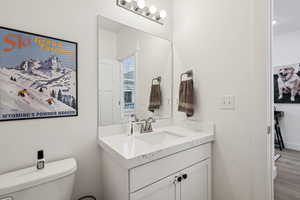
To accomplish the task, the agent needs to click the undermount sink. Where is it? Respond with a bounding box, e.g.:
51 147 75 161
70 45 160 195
136 131 185 145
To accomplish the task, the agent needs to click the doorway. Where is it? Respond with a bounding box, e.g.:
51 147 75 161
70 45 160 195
272 0 300 199
99 59 122 126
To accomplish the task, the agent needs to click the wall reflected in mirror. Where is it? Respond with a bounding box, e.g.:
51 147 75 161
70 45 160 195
98 16 172 126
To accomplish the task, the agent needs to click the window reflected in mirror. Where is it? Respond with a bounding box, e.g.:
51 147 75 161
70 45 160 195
121 55 136 119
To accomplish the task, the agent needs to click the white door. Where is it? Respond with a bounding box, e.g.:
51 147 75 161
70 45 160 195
99 60 121 126
180 159 211 200
130 174 178 200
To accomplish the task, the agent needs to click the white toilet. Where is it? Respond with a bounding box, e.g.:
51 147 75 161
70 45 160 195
0 158 77 200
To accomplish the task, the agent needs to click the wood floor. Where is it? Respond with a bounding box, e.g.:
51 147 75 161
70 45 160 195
275 149 300 200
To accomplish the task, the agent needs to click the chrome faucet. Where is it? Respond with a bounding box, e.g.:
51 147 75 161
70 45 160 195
144 117 156 133
139 119 148 133
130 115 156 134
137 117 156 134
130 120 146 134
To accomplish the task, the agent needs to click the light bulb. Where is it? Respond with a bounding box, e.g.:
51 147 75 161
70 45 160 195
144 7 151 16
149 5 157 14
131 1 138 10
272 20 277 25
159 10 167 19
137 0 145 9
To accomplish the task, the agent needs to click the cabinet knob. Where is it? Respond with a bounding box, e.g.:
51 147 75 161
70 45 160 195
182 174 188 179
177 176 182 182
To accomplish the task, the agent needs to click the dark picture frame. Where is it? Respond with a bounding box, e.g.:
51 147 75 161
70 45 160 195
0 26 78 121
274 63 300 104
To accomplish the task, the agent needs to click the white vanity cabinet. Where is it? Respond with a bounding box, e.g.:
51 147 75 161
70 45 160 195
180 160 211 200
131 159 211 200
100 142 212 200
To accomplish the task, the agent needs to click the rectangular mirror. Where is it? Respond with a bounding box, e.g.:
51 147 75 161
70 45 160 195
98 16 173 126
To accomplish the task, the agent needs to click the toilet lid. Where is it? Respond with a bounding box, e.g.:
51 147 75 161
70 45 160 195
0 158 77 196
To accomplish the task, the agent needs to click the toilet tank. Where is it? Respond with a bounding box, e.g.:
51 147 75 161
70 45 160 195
0 158 77 200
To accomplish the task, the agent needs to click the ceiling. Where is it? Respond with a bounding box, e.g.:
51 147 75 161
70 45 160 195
274 0 300 35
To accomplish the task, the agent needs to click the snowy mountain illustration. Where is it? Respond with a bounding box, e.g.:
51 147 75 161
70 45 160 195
0 56 77 115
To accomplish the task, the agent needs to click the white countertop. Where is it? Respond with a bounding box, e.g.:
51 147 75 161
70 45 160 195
98 125 215 168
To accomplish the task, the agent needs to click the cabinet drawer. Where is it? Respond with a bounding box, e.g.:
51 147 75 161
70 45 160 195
130 172 177 200
129 143 211 192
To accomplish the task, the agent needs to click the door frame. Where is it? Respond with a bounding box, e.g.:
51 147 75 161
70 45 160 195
267 0 274 199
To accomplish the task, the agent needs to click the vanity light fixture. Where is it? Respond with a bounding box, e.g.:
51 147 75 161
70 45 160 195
144 7 151 16
120 0 132 6
132 1 139 11
137 0 145 9
155 10 167 20
117 0 167 25
149 5 157 15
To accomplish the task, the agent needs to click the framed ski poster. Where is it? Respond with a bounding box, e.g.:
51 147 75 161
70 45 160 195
0 26 78 121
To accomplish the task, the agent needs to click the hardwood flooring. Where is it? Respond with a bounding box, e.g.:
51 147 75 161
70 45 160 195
275 149 300 200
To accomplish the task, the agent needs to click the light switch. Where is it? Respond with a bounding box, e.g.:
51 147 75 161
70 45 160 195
220 95 235 110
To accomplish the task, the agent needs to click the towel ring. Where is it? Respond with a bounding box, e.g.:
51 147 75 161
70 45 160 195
152 76 161 85
180 70 193 81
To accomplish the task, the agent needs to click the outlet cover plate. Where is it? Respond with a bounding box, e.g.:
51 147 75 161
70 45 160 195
220 95 235 110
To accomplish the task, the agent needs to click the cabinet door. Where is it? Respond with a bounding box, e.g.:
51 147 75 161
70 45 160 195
130 173 178 200
180 159 211 200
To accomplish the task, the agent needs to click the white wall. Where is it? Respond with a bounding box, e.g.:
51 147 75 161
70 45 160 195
172 0 269 200
99 29 117 60
0 0 173 200
273 30 300 150
0 1 101 199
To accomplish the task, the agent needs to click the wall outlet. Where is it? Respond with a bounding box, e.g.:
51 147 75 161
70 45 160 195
220 95 235 110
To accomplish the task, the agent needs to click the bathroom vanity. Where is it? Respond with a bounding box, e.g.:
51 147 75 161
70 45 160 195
97 15 214 200
98 125 214 200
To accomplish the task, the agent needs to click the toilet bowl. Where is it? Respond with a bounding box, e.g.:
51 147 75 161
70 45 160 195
0 158 77 200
